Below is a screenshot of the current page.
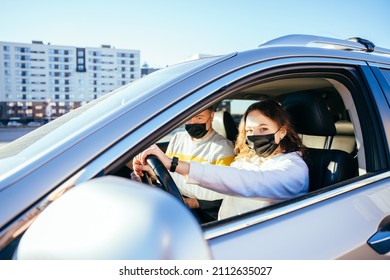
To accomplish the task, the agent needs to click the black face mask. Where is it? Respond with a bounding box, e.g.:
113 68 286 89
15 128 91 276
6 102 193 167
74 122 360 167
246 131 279 157
185 123 208 139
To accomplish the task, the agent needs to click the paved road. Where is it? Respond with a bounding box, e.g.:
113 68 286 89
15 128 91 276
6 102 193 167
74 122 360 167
0 127 37 149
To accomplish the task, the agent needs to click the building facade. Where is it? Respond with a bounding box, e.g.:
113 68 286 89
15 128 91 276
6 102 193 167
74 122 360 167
141 62 160 78
0 40 140 122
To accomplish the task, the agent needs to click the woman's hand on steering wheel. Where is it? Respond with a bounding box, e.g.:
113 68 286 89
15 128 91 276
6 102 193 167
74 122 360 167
145 155 184 204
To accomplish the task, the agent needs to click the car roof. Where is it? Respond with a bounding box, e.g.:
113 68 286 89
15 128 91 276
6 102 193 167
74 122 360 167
257 34 390 64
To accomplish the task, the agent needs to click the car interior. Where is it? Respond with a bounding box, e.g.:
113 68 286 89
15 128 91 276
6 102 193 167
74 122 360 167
112 71 364 225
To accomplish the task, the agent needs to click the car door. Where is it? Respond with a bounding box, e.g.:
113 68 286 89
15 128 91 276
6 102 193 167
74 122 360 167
113 54 389 259
200 61 390 259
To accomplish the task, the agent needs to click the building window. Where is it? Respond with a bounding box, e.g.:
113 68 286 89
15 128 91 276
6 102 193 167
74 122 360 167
76 48 86 72
77 65 85 72
15 47 30 53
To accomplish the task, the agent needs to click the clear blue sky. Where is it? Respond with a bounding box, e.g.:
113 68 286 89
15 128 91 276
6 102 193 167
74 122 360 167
1 0 389 68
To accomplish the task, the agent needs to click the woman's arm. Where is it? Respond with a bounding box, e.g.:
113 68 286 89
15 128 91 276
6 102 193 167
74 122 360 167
135 144 190 177
187 157 308 199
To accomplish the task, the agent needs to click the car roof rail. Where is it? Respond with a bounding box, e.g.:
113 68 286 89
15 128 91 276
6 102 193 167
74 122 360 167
259 34 390 56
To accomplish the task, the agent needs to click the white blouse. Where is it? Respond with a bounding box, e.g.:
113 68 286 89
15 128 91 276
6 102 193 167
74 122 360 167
186 152 309 219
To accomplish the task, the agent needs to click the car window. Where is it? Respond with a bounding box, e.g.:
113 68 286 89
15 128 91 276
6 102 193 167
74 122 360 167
378 68 390 106
157 99 256 143
224 99 258 124
122 75 363 224
101 60 382 229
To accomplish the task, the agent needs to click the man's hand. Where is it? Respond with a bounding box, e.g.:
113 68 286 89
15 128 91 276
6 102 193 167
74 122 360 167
183 197 200 208
132 157 155 179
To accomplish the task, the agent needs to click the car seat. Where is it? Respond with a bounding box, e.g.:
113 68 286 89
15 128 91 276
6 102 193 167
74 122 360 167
332 120 357 154
212 110 239 143
282 92 358 191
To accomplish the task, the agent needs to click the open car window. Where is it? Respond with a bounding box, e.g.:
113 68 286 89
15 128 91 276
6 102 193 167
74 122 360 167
109 65 368 226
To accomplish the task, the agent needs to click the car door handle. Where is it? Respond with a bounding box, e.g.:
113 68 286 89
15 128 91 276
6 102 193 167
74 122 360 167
367 219 390 255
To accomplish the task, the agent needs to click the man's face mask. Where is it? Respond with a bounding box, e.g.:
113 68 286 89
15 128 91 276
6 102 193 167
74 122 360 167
185 123 208 139
246 130 279 157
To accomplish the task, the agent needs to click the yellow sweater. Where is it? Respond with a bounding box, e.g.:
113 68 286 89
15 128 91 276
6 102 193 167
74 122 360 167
165 129 235 200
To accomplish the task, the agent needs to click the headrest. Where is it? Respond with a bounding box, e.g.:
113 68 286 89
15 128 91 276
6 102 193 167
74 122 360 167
212 111 238 142
282 92 336 136
335 120 354 136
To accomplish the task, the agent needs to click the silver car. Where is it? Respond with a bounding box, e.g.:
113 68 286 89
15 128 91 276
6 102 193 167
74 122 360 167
1 35 389 259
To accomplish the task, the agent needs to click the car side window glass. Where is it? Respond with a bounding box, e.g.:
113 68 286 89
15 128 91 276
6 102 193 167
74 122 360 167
379 68 390 106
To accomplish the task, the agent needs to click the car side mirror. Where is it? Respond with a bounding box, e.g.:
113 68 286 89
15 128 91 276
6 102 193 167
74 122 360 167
14 176 211 259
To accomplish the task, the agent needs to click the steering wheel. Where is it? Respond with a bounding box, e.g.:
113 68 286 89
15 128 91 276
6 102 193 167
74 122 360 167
145 155 185 205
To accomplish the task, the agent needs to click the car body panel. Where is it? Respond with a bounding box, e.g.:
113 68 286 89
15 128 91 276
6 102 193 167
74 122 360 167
205 172 390 259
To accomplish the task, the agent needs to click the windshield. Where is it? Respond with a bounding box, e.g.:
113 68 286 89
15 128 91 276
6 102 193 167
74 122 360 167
0 57 219 179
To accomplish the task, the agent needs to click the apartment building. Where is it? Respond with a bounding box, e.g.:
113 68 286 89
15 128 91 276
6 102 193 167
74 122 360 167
0 40 140 122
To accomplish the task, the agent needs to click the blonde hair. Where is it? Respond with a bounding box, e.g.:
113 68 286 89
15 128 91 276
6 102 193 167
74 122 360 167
234 99 305 160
